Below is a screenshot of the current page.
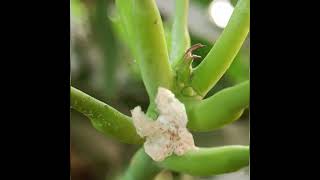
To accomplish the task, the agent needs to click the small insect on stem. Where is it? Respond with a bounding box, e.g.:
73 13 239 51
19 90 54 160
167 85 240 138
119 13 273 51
183 43 206 61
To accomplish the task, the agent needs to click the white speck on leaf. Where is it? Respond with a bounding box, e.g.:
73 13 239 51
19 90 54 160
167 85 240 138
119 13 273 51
131 87 196 161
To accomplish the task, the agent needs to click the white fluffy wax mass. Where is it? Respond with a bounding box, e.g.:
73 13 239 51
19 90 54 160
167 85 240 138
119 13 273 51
131 87 196 161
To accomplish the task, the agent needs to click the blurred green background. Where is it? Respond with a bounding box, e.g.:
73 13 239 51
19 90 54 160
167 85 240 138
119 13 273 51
70 0 249 179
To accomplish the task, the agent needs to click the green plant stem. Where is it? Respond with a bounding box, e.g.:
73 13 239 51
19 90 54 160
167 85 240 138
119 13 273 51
70 86 143 144
114 0 135 53
225 48 249 84
110 15 130 50
89 0 118 97
159 145 249 176
170 0 190 63
187 81 249 131
116 0 174 101
123 148 161 180
191 0 250 97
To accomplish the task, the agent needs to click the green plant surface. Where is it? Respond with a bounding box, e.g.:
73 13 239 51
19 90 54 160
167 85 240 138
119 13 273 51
71 0 250 179
116 0 174 102
70 87 143 144
164 22 172 55
225 48 249 84
159 145 249 176
190 0 250 97
190 36 249 85
88 0 118 97
170 0 191 64
187 80 249 131
71 0 87 19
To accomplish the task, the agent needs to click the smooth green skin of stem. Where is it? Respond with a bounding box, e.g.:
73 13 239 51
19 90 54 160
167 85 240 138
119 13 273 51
110 15 130 52
225 49 249 84
170 0 190 63
70 87 143 144
191 0 250 97
115 0 135 54
123 148 161 180
159 146 249 176
187 81 249 131
164 22 172 55
116 0 174 101
89 0 118 97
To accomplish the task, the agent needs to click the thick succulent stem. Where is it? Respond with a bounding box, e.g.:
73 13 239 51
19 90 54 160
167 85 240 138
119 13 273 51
116 0 174 101
170 0 190 63
70 87 143 144
159 145 249 176
190 0 250 97
187 81 249 131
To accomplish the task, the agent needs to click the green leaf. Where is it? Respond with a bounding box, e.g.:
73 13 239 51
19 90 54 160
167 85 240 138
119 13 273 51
187 81 249 131
115 0 174 101
70 87 143 144
190 0 250 97
159 145 249 176
170 0 191 64
89 0 118 97
225 48 249 84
